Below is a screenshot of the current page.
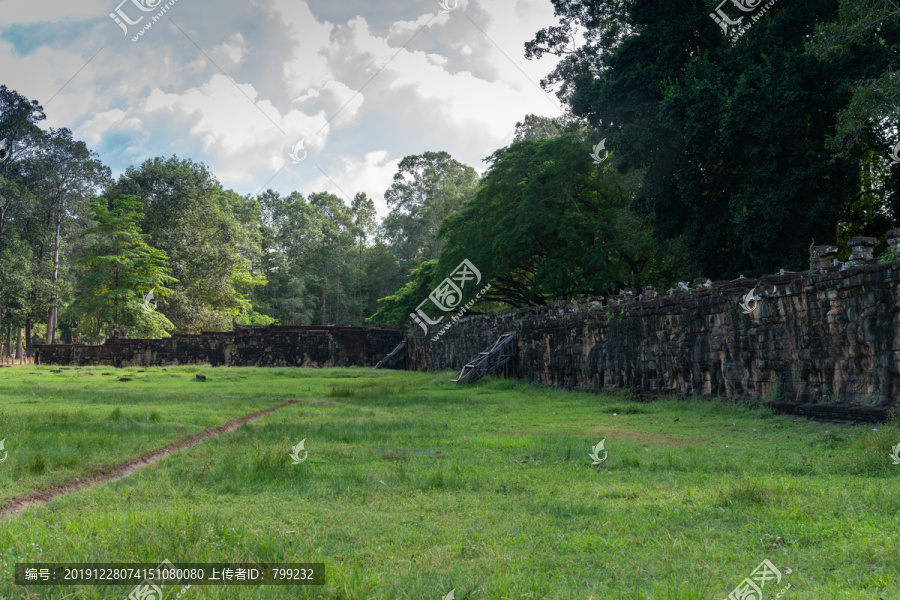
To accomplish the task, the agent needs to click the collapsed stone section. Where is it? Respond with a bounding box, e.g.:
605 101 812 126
36 326 405 368
408 251 900 408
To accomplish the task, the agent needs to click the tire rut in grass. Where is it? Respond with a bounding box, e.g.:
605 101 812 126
0 400 298 518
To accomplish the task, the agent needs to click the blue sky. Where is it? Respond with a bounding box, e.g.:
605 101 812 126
0 0 564 216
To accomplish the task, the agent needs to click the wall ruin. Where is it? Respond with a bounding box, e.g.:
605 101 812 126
408 252 900 411
33 232 900 416
35 326 405 368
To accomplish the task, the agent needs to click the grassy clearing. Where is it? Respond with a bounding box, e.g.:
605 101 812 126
0 365 334 503
0 367 898 599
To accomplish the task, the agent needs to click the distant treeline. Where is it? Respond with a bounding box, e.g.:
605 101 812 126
1 0 897 351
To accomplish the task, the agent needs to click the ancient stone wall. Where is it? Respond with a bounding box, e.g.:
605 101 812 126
408 254 900 409
36 326 405 368
33 232 900 413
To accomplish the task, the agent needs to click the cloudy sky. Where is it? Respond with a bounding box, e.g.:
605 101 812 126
0 0 564 216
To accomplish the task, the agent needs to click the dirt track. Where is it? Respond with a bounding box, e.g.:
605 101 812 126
0 400 298 518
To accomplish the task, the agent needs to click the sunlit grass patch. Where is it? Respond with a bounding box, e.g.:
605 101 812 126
0 367 897 599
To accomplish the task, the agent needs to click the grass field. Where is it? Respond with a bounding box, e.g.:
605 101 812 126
0 366 898 599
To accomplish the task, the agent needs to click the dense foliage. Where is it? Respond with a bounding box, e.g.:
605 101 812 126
1 0 898 342
68 196 176 341
370 133 687 323
525 0 900 278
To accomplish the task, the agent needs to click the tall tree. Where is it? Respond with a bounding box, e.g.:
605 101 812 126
0 86 46 351
380 152 479 271
808 0 900 251
254 189 401 326
371 133 688 323
68 196 176 341
808 0 900 150
527 0 886 278
108 157 267 332
259 191 322 325
306 192 356 324
29 128 110 342
0 85 45 246
350 192 376 322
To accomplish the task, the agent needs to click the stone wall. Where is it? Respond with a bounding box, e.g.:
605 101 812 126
36 326 405 368
32 231 900 413
408 253 900 409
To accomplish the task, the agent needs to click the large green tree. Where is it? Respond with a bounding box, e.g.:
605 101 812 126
808 0 900 249
68 196 176 341
371 133 687 324
30 128 111 343
108 156 267 332
809 0 900 150
254 189 406 327
527 0 893 278
254 190 317 326
0 87 47 352
380 152 479 271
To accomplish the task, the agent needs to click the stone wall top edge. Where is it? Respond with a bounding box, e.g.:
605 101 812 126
35 325 405 348
413 259 900 334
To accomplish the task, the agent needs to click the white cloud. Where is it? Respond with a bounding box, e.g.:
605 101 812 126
212 33 248 65
307 149 400 215
316 79 364 128
74 109 144 146
266 0 336 98
0 0 564 213
143 73 331 171
388 12 437 42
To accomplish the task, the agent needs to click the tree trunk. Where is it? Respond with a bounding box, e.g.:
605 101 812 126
320 254 328 325
28 239 45 357
45 190 64 344
46 306 56 344
5 324 11 364
15 326 23 361
358 243 364 324
25 317 32 359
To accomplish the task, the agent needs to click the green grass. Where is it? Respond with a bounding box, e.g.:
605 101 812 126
0 365 329 504
0 367 898 599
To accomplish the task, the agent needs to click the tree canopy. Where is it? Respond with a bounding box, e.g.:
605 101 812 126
4 1 900 349
370 133 687 324
526 0 900 278
380 152 479 271
68 196 176 341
